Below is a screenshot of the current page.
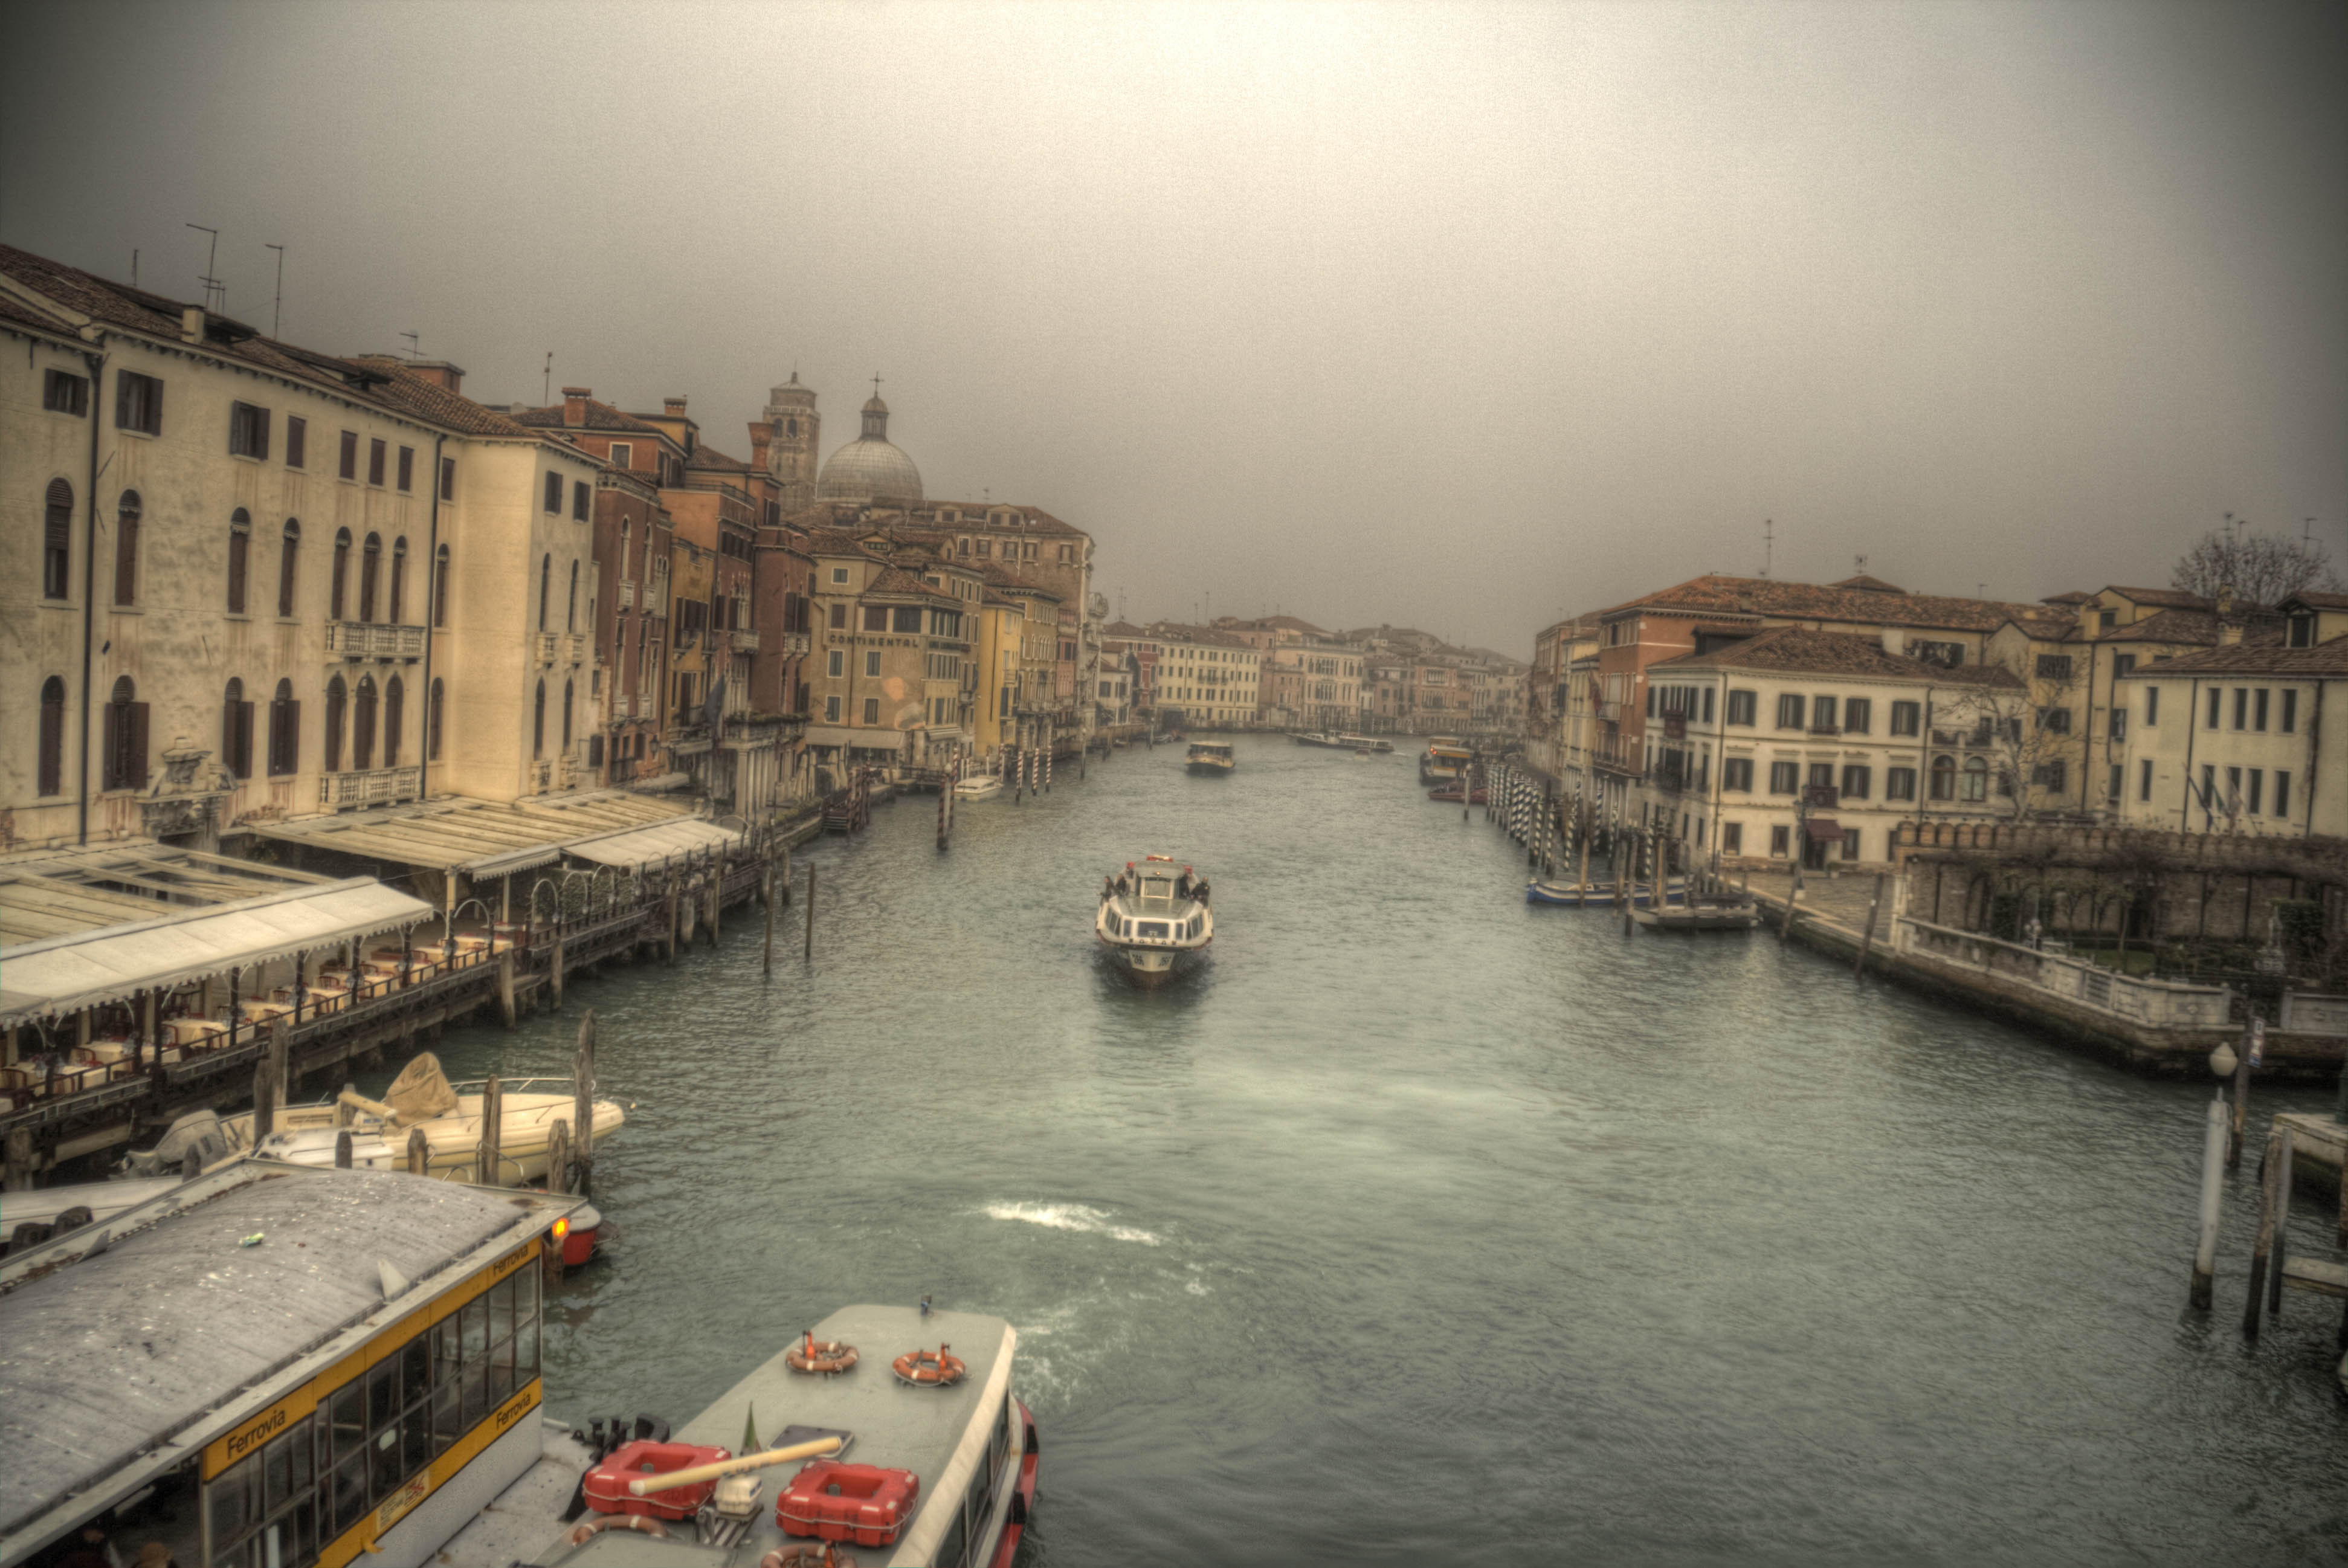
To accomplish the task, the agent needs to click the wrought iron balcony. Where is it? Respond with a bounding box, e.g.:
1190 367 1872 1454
320 764 421 808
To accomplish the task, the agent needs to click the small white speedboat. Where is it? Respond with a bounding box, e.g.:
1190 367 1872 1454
955 773 1004 801
1095 854 1214 987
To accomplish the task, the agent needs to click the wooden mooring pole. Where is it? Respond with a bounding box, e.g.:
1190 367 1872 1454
572 1011 596 1195
804 862 818 963
334 1129 353 1170
2190 1090 2227 1309
1855 873 1885 976
406 1126 429 1176
2244 1124 2291 1336
763 860 776 976
2227 1016 2257 1168
478 1073 504 1187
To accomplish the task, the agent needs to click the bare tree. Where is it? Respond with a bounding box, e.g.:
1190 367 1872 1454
1937 679 2065 823
2170 523 2340 606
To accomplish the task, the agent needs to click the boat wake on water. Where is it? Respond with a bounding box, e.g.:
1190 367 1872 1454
983 1199 1164 1246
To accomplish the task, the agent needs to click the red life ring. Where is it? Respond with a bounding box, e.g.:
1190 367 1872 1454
569 1515 669 1546
891 1345 966 1387
786 1336 860 1375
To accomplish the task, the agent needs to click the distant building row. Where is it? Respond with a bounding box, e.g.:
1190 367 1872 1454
1526 572 2348 872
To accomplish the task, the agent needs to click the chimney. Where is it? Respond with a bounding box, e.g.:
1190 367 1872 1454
407 360 466 395
663 396 688 418
561 386 592 427
2216 583 2236 619
179 305 205 344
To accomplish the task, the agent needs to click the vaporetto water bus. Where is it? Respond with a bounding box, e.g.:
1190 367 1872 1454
1184 741 1235 775
1419 740 1472 785
1095 856 1214 987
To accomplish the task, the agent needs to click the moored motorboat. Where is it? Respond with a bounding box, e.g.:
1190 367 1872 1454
1340 734 1394 753
518 1302 1037 1568
1290 731 1348 748
1095 854 1214 987
1185 741 1235 775
1631 900 1761 931
955 772 1004 801
1428 784 1489 804
1525 876 1688 908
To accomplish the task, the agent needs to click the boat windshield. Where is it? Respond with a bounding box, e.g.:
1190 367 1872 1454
1137 921 1171 940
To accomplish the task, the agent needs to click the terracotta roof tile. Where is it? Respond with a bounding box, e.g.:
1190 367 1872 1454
2116 633 2348 677
2282 590 2348 611
1828 573 1908 594
1601 573 2042 633
2105 586 2212 610
509 399 665 435
1651 626 2024 687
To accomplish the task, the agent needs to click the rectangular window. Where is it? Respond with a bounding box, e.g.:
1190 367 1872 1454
2248 769 2263 815
832 566 850 584
1723 757 1753 792
2275 771 2291 818
573 480 590 520
1811 695 1837 731
1769 825 1790 857
115 370 163 434
825 694 841 722
230 401 271 458
893 605 923 633
286 415 306 469
2232 688 2247 729
2035 654 2072 680
2227 765 2242 808
862 605 888 632
1840 765 1870 801
610 442 632 467
396 445 414 491
43 368 89 415
2207 687 2221 729
1842 830 1862 862
827 649 844 677
2281 689 2297 733
2108 763 2121 804
2031 760 2066 791
1722 822 1742 854
544 471 563 513
2145 686 2158 726
2109 708 2126 742
2201 764 2215 812
340 430 360 479
439 456 455 499
1886 766 1917 801
2037 706 2071 734
862 696 880 724
1775 694 1804 730
2253 688 2269 731
1702 687 1715 723
1768 760 1799 794
865 650 881 677
368 438 387 486
1842 697 1871 734
2139 760 2152 801
1889 700 1920 737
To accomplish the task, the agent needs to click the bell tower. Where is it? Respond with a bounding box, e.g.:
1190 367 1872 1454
757 372 821 510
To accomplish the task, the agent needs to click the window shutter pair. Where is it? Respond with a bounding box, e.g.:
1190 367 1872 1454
103 701 151 790
38 693 65 796
270 700 303 776
225 698 255 777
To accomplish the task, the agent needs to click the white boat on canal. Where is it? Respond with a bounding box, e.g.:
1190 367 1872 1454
954 772 1004 801
1095 855 1214 987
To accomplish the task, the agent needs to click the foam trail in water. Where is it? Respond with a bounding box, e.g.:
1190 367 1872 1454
984 1201 1162 1246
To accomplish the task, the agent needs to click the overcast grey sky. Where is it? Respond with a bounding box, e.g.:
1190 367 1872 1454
4 0 2342 649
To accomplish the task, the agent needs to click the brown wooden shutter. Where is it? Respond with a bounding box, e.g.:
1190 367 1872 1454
236 700 255 777
102 700 121 790
114 511 137 604
284 700 301 775
128 702 150 789
38 692 64 796
227 526 249 613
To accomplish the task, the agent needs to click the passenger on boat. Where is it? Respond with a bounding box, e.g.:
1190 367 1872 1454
1175 872 1191 899
1193 877 1210 905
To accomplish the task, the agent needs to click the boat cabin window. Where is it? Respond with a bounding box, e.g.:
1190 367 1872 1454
1138 921 1170 940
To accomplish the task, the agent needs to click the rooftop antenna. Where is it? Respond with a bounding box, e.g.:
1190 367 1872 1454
543 352 553 405
131 248 138 288
398 331 420 361
1854 553 1867 576
1761 518 1773 578
185 223 225 312
264 243 285 338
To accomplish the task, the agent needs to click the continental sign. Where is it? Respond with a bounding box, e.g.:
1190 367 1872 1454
201 1238 540 1480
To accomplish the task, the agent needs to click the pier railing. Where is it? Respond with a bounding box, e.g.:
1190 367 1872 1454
1894 917 2234 1030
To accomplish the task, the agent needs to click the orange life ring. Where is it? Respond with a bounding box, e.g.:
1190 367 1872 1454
761 1546 857 1568
785 1338 860 1375
891 1344 966 1387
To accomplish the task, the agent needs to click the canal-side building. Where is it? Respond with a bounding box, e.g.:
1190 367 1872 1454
802 530 981 785
1648 626 2027 870
0 1160 577 1568
1098 622 1161 723
2111 629 2348 838
1 243 604 858
1526 615 1602 782
1146 625 1262 729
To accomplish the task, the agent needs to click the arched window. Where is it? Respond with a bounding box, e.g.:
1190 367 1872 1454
567 560 579 631
428 677 445 761
221 677 253 779
619 521 632 582
331 529 352 619
359 532 382 622
268 678 300 776
37 676 66 796
1928 755 1955 801
538 555 552 630
532 679 547 759
1961 756 1988 803
44 479 73 600
324 676 347 772
277 520 300 617
226 509 252 613
352 677 378 770
102 675 147 790
561 678 574 747
384 675 404 766
389 537 408 623
433 544 450 628
113 490 141 605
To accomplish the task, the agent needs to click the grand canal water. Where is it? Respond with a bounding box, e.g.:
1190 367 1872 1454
416 735 2348 1565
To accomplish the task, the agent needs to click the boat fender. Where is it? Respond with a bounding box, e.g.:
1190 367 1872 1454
567 1514 669 1545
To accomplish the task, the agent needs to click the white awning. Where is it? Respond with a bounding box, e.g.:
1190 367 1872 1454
800 726 908 752
564 819 744 871
0 879 435 1026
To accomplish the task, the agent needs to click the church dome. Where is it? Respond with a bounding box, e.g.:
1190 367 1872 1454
816 389 923 504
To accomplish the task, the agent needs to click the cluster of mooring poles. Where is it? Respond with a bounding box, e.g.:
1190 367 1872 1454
2187 1013 2348 1384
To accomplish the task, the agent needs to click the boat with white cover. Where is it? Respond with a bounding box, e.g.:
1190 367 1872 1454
954 772 1004 801
1095 855 1213 987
